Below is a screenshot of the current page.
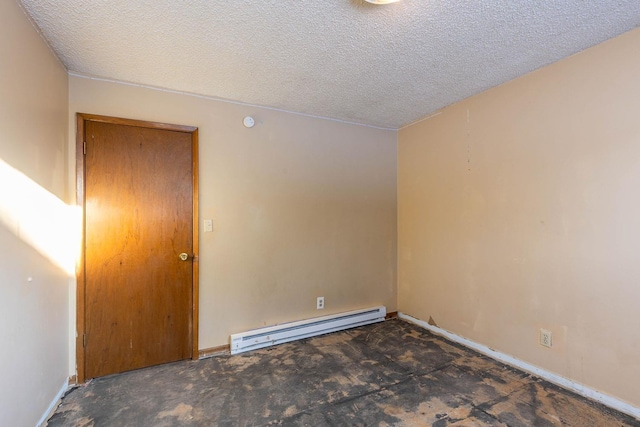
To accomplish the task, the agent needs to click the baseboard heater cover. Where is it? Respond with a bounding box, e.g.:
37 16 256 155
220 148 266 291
230 306 386 355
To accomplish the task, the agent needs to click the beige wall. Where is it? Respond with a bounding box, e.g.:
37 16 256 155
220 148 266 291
398 27 640 406
69 76 397 355
0 1 70 425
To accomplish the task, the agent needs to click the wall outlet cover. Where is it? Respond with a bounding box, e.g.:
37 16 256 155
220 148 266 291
540 329 552 348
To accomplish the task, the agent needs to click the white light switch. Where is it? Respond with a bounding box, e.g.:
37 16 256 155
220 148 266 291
204 219 213 232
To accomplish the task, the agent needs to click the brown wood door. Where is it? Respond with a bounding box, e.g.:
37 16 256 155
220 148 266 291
79 115 198 380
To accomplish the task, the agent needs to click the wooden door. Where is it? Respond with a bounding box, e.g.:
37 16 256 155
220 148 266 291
77 114 198 381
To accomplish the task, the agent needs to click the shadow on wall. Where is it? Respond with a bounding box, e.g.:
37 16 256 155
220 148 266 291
0 158 81 275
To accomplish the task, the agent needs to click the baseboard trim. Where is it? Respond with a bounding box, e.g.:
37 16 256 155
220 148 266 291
199 345 230 359
398 312 640 421
385 311 398 320
36 377 69 427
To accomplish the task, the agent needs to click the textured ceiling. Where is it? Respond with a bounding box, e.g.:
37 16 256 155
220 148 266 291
19 0 640 129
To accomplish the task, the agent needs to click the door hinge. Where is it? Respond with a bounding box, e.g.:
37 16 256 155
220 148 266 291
83 141 86 155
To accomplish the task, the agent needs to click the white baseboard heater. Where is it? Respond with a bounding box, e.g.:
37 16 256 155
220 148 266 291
230 306 386 355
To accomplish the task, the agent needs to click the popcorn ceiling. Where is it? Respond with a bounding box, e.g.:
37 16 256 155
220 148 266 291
19 0 640 129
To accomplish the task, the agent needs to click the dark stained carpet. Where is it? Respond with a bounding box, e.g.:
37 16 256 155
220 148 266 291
47 319 639 426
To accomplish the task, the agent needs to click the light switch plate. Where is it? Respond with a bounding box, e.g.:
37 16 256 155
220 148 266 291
204 219 213 232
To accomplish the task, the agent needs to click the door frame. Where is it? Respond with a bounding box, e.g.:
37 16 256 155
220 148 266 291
75 113 199 383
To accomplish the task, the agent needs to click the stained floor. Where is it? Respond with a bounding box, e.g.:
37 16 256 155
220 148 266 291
47 319 639 426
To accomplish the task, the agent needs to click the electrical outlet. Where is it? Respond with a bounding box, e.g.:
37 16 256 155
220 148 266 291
540 329 552 348
317 296 324 310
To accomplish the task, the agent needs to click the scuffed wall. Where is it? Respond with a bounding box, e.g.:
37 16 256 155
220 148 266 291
0 1 70 425
398 28 640 407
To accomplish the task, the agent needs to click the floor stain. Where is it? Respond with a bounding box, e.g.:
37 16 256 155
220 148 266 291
46 319 640 427
157 403 194 422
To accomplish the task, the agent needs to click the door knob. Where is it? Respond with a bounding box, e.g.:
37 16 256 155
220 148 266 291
179 253 189 261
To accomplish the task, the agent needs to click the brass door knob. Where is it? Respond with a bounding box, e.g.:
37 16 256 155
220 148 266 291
179 253 189 261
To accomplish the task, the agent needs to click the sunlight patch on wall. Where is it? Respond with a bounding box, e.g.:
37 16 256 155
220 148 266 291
0 158 81 275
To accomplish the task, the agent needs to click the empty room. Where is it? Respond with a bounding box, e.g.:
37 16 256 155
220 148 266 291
1 0 639 425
